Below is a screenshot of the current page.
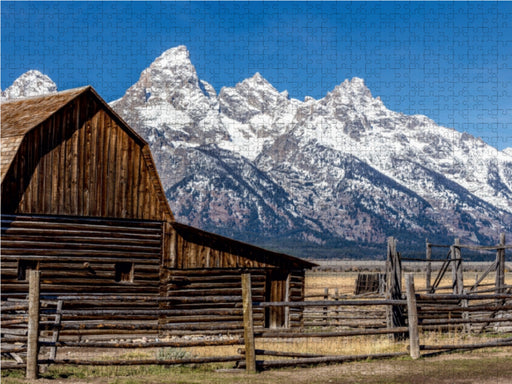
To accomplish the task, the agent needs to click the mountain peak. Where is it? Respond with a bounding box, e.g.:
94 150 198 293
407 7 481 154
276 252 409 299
1 70 57 100
339 77 372 95
150 45 193 70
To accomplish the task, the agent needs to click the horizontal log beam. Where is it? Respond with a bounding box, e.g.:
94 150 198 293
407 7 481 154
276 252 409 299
237 352 409 369
417 293 512 301
255 327 409 338
420 337 512 351
39 338 243 349
255 299 406 307
238 348 325 358
39 355 244 366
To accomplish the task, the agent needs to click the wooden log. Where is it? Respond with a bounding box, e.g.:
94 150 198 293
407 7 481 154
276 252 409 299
0 361 26 369
238 348 325 358
323 288 328 323
39 355 244 366
426 241 432 291
420 337 512 351
420 317 512 326
26 270 40 380
241 273 256 373
254 327 409 338
452 239 464 295
496 233 506 295
237 352 409 369
49 300 63 361
255 299 406 307
405 274 420 359
386 237 405 340
418 304 512 312
417 293 512 301
39 338 243 349
284 273 291 329
430 249 452 293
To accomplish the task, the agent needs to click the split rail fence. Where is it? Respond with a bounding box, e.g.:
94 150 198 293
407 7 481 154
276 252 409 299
2 270 512 378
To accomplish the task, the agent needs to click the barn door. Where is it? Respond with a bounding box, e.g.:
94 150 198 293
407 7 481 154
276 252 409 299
265 270 289 328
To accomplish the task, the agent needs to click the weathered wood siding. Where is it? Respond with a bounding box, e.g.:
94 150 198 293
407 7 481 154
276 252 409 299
170 223 312 270
1 92 170 221
162 269 267 331
1 215 163 298
159 223 309 329
161 269 305 330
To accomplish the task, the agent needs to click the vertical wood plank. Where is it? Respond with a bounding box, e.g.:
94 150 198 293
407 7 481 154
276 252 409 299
28 127 39 212
241 273 256 373
386 237 405 339
405 274 420 359
106 119 118 217
168 225 177 269
49 300 63 361
125 139 134 217
132 145 142 218
284 273 291 329
426 240 432 292
83 119 92 216
101 112 110 216
58 109 68 215
26 270 41 380
94 111 104 217
64 111 74 214
141 163 151 220
119 130 129 217
496 233 506 295
70 102 80 215
452 239 463 295
51 115 61 214
39 122 48 213
77 101 86 216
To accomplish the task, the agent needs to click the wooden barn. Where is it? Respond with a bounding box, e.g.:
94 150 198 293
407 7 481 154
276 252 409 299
0 86 315 330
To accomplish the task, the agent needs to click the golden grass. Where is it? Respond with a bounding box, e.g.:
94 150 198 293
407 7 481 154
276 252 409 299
305 270 510 297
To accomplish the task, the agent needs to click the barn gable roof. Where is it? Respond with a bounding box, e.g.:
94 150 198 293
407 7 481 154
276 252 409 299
0 86 173 220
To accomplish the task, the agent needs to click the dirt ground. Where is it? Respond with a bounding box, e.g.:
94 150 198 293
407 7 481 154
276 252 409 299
3 349 512 384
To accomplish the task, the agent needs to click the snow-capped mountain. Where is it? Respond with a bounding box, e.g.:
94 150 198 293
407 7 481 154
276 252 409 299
6 47 512 257
1 70 57 100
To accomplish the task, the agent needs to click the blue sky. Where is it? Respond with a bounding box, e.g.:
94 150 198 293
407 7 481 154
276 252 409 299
2 1 511 150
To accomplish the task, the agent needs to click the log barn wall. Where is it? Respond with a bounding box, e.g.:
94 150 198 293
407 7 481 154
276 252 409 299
0 86 315 331
1 214 163 298
161 223 312 329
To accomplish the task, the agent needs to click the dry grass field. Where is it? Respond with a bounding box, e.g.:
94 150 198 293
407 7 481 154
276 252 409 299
306 265 511 297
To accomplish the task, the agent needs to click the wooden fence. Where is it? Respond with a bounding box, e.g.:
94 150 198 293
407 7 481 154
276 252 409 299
2 270 512 378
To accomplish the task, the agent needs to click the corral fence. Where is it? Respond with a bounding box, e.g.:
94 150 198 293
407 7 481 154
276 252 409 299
2 270 512 378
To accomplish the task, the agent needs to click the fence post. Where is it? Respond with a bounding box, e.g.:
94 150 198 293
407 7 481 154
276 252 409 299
241 273 256 373
451 239 463 295
496 233 506 295
284 273 291 329
405 274 420 359
26 270 41 380
426 240 432 292
323 288 329 325
334 288 339 325
461 289 470 334
386 237 405 340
